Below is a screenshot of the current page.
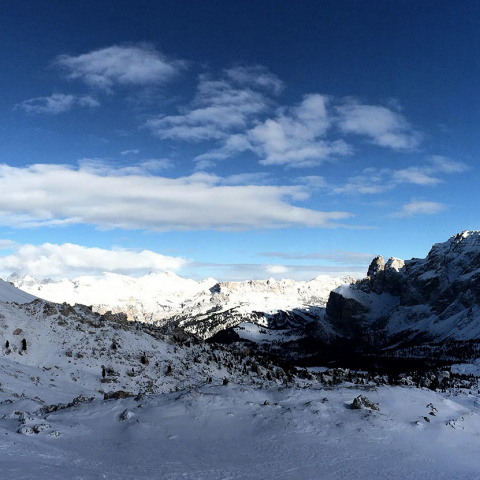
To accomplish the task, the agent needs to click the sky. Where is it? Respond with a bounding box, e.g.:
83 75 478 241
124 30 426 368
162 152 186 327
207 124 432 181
0 0 479 281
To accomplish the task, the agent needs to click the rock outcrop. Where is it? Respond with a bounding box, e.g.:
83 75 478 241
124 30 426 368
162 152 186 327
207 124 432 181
326 231 480 347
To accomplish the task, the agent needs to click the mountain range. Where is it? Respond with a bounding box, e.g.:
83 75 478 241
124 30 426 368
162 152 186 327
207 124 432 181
7 231 480 367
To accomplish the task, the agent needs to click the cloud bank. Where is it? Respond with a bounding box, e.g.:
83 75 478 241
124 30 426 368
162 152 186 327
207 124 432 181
0 243 186 278
0 163 353 231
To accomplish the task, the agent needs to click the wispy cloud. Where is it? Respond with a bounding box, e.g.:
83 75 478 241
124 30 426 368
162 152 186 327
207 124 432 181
392 200 447 217
295 176 328 189
0 163 354 231
0 242 186 278
55 44 185 91
259 250 375 265
336 100 422 150
77 158 174 176
428 155 469 173
333 157 468 194
194 95 426 168
146 65 281 142
16 93 99 115
120 149 140 156
225 65 284 95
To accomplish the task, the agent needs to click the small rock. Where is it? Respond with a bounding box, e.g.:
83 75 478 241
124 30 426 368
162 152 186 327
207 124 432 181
119 409 135 421
104 390 133 400
351 395 379 411
13 328 22 336
32 423 51 434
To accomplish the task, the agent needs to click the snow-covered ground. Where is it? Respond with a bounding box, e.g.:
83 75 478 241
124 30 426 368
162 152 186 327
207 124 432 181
1 382 480 479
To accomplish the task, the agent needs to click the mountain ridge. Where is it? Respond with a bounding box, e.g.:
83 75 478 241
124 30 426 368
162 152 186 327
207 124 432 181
326 230 480 353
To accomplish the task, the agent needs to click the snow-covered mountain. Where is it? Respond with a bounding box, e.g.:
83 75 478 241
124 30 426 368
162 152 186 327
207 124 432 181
9 271 217 324
326 230 480 353
9 272 353 339
168 275 353 339
9 230 480 365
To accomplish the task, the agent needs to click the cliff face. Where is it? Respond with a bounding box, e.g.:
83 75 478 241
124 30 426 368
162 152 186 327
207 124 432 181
326 231 480 345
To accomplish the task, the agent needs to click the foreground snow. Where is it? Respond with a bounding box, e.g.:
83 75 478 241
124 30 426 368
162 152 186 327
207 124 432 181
1 382 480 479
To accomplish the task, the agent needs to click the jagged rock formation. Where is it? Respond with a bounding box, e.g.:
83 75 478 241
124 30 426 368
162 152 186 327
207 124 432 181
326 231 480 351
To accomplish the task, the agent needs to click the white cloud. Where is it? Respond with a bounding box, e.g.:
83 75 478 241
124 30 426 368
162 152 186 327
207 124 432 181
333 168 393 194
334 157 468 195
77 158 173 176
199 94 352 168
224 65 284 95
264 264 289 274
120 149 140 156
193 95 420 168
295 176 328 189
146 66 281 142
142 63 425 168
391 167 441 186
16 93 99 114
249 94 351 167
218 172 271 186
55 44 185 91
393 200 446 217
0 243 186 278
428 155 469 173
0 163 353 231
337 101 421 150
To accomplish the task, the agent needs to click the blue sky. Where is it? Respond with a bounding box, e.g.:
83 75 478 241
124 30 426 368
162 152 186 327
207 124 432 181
0 0 478 280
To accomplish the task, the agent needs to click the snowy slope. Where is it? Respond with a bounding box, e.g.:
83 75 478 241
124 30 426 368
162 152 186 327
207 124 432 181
0 278 37 304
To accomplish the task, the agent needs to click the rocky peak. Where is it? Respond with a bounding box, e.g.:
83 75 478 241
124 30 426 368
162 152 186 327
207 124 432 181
326 231 480 346
367 255 385 277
